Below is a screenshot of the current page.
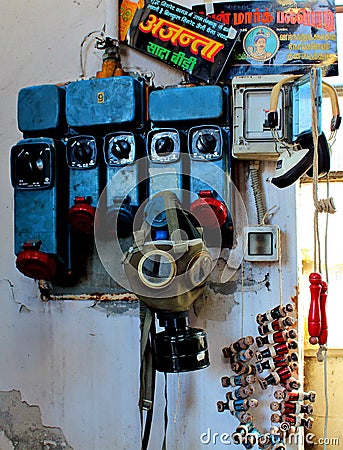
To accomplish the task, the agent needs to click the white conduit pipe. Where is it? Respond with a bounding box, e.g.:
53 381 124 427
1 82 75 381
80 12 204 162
105 0 119 41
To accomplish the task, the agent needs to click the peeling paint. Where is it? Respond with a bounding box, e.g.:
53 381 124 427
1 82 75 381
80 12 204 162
0 431 14 450
91 299 139 317
193 287 239 321
3 279 28 312
0 390 73 450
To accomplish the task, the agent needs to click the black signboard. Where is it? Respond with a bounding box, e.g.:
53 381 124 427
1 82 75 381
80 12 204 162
193 0 338 77
125 0 240 83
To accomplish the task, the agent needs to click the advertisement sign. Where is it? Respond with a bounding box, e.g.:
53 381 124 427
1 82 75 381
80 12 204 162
193 0 338 77
123 0 239 83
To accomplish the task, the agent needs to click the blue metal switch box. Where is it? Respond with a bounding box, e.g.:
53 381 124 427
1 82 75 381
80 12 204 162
11 138 69 280
148 85 225 125
146 128 187 205
65 76 144 130
66 135 100 235
188 125 232 247
103 131 145 237
17 84 66 135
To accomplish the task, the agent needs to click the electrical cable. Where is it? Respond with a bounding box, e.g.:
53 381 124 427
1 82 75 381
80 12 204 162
173 374 181 424
79 28 105 78
162 373 168 450
241 260 245 337
323 351 329 450
249 161 266 225
278 237 283 308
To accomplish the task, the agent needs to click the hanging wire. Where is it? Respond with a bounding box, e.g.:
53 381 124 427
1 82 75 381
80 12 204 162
173 374 181 424
241 260 245 337
311 69 336 272
79 28 105 78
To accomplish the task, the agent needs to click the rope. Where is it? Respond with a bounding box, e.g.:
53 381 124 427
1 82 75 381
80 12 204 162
310 68 336 272
310 67 335 450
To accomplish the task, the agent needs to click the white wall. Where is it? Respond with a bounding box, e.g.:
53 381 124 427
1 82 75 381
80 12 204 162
0 1 301 449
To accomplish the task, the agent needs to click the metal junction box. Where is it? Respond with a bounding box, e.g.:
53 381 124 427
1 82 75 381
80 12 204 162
11 138 69 280
66 135 100 235
17 84 66 136
232 75 290 160
149 85 228 125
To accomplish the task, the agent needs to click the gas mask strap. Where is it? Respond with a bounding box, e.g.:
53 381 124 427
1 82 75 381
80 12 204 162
162 372 168 450
133 219 151 250
162 191 201 252
140 304 156 450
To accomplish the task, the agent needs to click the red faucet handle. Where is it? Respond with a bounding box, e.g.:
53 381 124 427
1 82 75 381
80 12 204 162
318 281 328 346
308 272 322 345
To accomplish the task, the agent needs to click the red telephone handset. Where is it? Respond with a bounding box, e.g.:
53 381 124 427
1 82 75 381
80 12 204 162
308 272 322 344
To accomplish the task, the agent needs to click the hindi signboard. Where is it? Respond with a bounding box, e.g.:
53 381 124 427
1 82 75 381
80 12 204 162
123 0 239 83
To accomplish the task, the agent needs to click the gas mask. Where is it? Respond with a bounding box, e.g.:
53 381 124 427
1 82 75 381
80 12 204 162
123 191 213 372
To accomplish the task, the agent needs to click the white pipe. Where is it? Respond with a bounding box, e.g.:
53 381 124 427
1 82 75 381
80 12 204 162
104 0 119 41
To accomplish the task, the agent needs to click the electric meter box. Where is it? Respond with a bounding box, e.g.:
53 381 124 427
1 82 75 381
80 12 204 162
232 75 291 160
17 84 66 135
149 85 228 125
65 76 144 130
11 137 69 268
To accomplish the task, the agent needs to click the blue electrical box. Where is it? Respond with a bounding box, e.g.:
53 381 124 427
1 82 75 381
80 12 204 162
188 125 230 192
188 125 232 247
149 85 226 124
103 131 146 237
65 76 144 130
66 135 100 235
146 128 187 205
17 84 66 135
11 138 69 280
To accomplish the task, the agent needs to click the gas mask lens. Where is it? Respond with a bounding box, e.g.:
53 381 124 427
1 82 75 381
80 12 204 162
187 251 213 287
138 249 176 288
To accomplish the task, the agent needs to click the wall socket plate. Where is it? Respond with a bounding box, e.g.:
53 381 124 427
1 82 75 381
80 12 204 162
244 225 280 262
